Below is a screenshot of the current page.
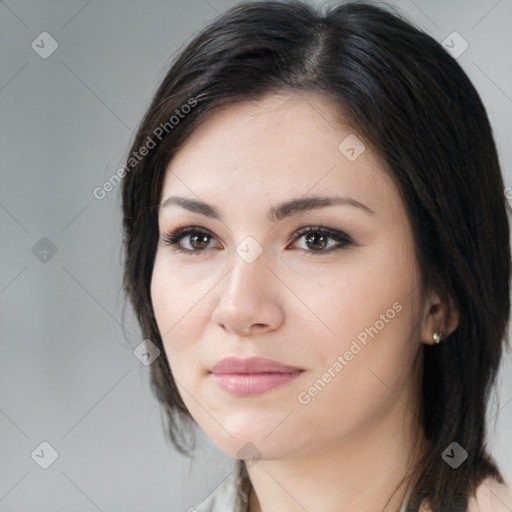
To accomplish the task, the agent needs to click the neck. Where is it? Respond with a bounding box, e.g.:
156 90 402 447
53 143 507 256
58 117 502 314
246 398 427 512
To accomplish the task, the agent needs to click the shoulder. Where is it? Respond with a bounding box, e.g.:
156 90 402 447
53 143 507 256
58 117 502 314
467 477 512 512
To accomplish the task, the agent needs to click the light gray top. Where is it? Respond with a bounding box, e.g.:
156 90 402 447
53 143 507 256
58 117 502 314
193 461 412 512
194 460 247 512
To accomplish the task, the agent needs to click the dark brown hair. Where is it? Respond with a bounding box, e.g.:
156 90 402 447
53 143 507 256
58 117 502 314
120 1 511 510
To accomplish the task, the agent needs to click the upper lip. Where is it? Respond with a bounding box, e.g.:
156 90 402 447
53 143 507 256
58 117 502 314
210 357 303 374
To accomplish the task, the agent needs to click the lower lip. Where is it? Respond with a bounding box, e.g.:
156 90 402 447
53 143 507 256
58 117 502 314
212 372 302 395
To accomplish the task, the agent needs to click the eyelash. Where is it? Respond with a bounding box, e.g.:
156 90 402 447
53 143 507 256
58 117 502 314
161 225 354 256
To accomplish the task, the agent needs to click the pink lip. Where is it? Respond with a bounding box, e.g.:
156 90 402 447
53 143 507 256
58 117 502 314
210 357 304 396
211 357 302 374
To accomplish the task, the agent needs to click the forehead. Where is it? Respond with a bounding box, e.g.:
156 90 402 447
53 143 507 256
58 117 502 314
161 92 402 219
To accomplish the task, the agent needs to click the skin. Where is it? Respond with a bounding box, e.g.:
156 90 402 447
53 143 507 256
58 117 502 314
150 92 460 511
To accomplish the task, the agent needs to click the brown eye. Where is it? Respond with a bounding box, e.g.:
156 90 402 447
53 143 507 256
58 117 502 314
162 227 221 254
188 232 211 250
304 232 329 251
291 226 354 254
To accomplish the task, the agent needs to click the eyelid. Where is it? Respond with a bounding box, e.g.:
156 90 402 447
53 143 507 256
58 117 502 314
289 225 353 244
161 225 222 247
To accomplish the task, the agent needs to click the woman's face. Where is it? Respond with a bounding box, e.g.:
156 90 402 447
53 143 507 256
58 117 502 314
151 92 427 461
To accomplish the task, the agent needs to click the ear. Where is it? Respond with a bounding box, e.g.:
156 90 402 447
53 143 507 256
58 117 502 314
420 286 459 345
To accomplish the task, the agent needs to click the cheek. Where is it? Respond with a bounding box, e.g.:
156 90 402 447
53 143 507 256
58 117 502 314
151 258 177 337
294 244 417 352
293 292 420 444
292 235 422 409
150 255 202 356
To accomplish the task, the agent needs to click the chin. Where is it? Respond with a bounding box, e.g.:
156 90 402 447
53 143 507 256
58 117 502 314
201 419 301 463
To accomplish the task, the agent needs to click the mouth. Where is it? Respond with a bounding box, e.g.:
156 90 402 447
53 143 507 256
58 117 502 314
209 357 304 396
211 371 303 395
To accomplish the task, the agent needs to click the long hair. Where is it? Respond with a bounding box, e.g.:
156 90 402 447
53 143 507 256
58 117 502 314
120 2 511 510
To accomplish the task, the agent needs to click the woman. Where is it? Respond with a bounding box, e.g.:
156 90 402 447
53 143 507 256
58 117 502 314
120 1 512 510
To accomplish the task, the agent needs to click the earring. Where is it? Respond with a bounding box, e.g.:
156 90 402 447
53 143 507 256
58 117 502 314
433 332 444 344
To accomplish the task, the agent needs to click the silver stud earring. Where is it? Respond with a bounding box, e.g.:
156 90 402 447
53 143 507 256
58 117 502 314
433 332 444 344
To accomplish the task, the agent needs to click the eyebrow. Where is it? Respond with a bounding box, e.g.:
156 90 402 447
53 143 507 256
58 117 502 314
159 195 375 222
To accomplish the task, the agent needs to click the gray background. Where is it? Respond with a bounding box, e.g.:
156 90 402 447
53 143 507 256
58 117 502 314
1 0 511 510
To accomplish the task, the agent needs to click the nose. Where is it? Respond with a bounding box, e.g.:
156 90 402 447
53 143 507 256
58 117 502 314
212 251 285 336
